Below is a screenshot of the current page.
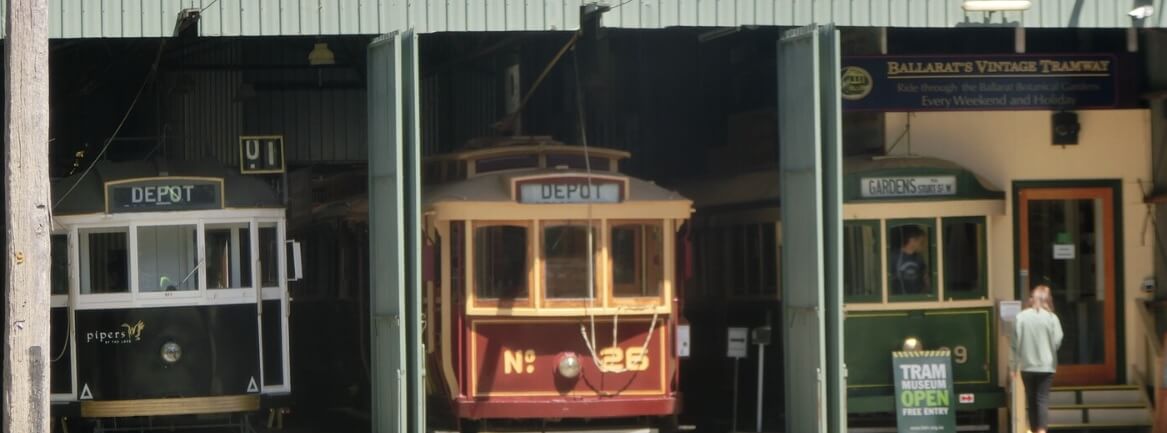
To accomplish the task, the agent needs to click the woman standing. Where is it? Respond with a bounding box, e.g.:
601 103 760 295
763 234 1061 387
1012 284 1064 433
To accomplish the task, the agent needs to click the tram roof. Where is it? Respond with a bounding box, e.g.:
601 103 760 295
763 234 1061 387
51 159 283 215
673 155 1004 210
423 168 688 206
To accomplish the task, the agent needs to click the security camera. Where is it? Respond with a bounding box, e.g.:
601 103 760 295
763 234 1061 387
1130 5 1155 19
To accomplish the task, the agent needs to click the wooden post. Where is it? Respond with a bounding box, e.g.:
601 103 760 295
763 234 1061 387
4 0 51 432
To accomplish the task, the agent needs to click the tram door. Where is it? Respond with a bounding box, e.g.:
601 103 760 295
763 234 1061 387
1017 185 1118 386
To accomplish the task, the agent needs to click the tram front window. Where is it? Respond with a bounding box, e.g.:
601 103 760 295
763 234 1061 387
543 222 598 299
207 223 252 289
843 221 881 301
887 221 936 300
942 217 986 298
80 228 129 294
138 225 199 292
611 222 663 297
474 225 529 299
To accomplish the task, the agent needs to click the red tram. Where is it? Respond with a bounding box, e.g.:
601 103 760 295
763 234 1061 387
420 137 692 432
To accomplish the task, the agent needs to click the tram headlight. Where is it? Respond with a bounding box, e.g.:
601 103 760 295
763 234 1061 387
160 341 182 364
902 337 922 352
557 353 581 379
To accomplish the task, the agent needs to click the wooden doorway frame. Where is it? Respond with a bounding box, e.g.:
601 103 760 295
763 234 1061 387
1014 181 1123 386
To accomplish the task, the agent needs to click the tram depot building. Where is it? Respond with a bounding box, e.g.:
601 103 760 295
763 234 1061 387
5 1 1167 433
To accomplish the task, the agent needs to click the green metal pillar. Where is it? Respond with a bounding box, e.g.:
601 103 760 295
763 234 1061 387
368 30 424 433
778 23 845 433
817 24 847 433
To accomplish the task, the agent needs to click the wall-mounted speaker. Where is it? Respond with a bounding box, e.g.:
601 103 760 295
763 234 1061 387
1052 111 1079 145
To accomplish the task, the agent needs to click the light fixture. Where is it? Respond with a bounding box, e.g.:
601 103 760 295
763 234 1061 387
160 341 183 364
961 0 1033 12
557 353 581 379
902 337 923 352
1130 5 1155 19
308 42 336 66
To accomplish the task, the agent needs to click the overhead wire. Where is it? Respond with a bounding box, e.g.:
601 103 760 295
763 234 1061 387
571 33 659 380
53 38 169 210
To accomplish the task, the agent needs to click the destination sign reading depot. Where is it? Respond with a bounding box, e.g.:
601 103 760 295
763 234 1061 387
106 178 223 213
841 54 1131 112
519 182 621 204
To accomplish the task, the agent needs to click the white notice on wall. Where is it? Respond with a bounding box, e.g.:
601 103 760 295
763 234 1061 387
1053 244 1076 260
727 327 749 359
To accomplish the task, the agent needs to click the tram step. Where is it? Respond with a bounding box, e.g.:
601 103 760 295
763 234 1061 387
1047 385 1152 430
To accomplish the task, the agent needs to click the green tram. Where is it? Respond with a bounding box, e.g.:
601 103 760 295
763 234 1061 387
675 156 1005 430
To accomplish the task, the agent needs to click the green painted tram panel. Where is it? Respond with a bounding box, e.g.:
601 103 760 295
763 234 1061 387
845 308 994 389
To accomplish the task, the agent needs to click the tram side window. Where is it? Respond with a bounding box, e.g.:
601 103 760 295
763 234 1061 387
942 217 987 299
207 223 253 289
51 234 68 295
80 229 129 294
843 221 882 302
138 225 199 292
474 224 529 300
887 220 936 301
259 224 280 288
611 221 663 297
543 222 598 299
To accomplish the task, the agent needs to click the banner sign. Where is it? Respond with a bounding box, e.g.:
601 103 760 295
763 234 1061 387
893 350 956 432
105 177 224 213
842 54 1133 112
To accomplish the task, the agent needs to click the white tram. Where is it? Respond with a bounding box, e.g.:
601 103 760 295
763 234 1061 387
48 160 299 432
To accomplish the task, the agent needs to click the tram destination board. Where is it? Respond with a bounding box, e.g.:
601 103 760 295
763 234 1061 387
841 54 1138 112
105 177 223 213
893 350 956 432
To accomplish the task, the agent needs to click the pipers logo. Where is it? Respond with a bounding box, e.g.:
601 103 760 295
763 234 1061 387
85 320 145 344
840 66 874 101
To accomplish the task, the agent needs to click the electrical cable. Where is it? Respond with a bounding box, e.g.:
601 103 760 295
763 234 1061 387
53 39 168 210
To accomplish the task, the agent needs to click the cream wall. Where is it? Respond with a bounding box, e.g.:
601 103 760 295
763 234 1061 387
883 109 1154 385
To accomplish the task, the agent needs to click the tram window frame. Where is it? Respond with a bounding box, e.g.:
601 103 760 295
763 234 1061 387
541 220 602 305
205 222 253 290
843 220 883 303
941 216 988 300
887 219 938 302
136 223 202 294
471 221 532 307
609 220 665 303
78 227 131 296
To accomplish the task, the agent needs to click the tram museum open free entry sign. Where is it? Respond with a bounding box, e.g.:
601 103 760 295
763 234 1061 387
893 350 956 432
841 54 1138 112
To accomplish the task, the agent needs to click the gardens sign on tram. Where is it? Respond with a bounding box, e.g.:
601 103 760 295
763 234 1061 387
861 176 957 199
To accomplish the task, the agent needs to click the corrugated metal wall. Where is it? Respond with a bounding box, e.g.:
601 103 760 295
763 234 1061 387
18 0 1166 39
163 38 368 165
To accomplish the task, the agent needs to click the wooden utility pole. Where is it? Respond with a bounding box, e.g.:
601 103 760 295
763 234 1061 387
4 0 51 432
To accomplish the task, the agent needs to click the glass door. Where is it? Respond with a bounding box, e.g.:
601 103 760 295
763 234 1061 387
1017 186 1117 386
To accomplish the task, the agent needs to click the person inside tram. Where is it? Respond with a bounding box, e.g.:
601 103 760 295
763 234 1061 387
891 226 931 295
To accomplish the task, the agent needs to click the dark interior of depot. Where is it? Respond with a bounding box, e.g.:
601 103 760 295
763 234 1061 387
0 23 1150 432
